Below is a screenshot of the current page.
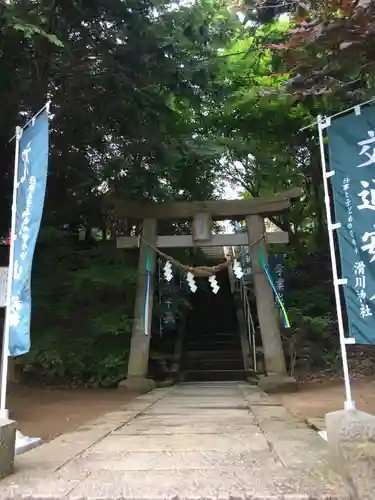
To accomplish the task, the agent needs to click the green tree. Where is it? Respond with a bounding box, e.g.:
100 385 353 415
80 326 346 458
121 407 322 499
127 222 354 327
0 0 240 385
199 23 331 254
235 0 375 98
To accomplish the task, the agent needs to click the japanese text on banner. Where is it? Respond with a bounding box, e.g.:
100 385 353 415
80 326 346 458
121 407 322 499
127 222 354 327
328 105 375 344
6 110 49 356
269 254 285 303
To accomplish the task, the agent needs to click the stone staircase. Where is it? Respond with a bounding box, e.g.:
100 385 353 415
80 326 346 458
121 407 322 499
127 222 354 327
180 269 246 382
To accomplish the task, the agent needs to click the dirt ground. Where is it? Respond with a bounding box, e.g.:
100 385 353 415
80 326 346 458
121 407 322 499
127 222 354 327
7 384 138 441
282 374 375 420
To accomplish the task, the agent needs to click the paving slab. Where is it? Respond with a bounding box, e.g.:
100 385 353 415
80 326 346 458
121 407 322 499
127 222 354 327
125 414 256 425
139 408 252 417
82 432 270 453
67 468 346 500
0 382 349 499
240 387 283 406
69 449 283 471
113 422 259 434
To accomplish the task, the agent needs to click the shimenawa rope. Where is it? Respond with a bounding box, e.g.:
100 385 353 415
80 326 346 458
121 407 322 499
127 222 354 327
140 233 265 277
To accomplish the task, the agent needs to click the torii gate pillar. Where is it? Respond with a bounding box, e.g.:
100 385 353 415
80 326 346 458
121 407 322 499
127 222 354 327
246 215 287 378
121 218 157 392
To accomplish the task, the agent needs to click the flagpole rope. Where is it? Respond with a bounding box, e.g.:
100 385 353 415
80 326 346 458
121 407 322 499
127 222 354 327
8 101 51 143
300 97 375 132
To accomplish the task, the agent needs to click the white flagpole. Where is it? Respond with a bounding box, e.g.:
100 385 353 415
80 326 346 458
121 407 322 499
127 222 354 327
317 115 355 410
0 126 22 419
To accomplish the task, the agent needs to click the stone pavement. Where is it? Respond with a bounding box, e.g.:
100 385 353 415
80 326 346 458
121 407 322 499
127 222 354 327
0 382 349 499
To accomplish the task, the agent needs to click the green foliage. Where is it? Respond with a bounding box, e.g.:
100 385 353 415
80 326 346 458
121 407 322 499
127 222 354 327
283 307 338 377
11 24 63 46
282 267 339 377
1 2 63 46
0 0 238 235
0 0 236 385
21 232 137 387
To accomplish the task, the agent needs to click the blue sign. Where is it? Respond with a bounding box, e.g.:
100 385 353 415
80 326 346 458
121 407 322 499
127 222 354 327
162 295 176 331
7 110 49 356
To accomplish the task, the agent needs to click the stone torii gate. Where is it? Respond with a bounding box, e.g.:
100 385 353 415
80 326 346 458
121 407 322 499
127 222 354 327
108 187 302 391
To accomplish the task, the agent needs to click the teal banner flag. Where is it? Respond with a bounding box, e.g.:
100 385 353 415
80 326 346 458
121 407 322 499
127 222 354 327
328 105 375 344
8 109 49 355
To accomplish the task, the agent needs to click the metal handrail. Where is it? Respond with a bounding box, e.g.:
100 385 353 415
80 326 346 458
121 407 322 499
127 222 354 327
237 278 257 372
229 244 257 373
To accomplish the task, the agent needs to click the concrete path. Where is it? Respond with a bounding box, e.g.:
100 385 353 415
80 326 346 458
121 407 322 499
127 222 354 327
1 382 348 499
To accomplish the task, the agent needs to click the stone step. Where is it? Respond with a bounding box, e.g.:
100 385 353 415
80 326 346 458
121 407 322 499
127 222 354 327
187 329 238 338
186 340 241 351
184 359 244 371
187 333 240 341
187 324 238 332
186 349 243 360
188 331 239 337
184 369 246 382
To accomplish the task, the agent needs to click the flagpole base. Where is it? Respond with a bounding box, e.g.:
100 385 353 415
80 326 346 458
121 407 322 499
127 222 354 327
344 400 356 410
0 418 16 479
0 409 9 420
0 410 43 454
15 430 42 455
